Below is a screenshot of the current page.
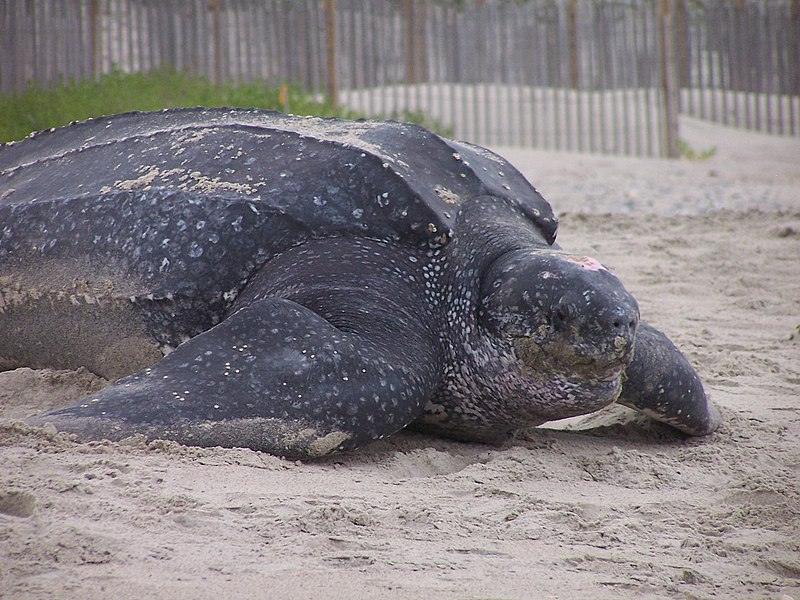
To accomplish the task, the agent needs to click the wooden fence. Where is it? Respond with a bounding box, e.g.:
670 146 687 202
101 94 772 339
1 0 798 157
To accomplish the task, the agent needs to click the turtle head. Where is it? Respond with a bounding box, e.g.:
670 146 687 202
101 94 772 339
479 248 639 384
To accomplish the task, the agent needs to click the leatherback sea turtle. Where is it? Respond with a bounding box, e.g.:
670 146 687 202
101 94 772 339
0 108 719 458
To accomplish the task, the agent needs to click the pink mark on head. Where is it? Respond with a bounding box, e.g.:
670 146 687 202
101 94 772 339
564 255 606 271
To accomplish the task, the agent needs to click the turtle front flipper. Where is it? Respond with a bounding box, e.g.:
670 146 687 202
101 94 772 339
618 322 720 436
30 240 443 458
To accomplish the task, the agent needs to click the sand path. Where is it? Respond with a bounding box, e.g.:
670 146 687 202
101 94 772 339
1 120 799 599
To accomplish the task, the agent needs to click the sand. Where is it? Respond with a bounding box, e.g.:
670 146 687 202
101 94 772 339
1 119 799 599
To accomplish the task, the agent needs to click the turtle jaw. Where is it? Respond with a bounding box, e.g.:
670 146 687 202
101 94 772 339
511 334 632 414
513 327 636 381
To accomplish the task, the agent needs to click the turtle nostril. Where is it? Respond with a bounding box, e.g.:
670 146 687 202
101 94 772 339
612 319 621 329
628 319 636 328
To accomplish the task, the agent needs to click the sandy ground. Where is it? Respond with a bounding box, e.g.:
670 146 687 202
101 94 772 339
497 116 800 215
1 120 799 599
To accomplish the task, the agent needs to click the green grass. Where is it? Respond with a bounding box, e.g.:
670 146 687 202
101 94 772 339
677 138 717 161
0 68 452 143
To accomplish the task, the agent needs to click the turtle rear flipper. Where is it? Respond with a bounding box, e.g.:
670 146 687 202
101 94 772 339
31 240 443 458
618 322 719 436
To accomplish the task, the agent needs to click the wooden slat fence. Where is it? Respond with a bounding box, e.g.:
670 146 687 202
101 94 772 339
1 0 798 157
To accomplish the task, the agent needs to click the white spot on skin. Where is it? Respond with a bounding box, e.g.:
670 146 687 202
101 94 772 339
433 185 460 205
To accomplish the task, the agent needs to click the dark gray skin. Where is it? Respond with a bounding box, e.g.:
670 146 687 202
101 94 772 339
0 109 719 458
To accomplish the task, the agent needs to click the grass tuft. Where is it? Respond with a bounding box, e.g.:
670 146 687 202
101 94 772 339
677 138 717 161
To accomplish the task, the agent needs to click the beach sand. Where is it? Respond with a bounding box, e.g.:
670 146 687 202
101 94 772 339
1 119 798 599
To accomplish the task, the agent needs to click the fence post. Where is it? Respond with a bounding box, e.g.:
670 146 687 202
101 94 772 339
403 0 414 84
793 0 800 97
209 0 222 84
325 0 338 108
89 0 100 77
568 0 579 89
658 0 680 157
402 0 427 85
675 0 689 91
279 82 289 112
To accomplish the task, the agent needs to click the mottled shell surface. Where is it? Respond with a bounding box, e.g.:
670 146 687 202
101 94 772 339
1 108 556 242
0 109 556 318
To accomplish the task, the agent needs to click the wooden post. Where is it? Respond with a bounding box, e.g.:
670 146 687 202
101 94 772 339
658 0 680 158
792 0 800 97
209 0 222 84
278 82 289 112
675 0 689 90
89 0 100 77
324 0 337 108
567 0 579 89
413 0 428 84
403 0 416 84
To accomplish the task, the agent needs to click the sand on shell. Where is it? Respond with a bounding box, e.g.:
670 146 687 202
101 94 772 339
1 119 799 600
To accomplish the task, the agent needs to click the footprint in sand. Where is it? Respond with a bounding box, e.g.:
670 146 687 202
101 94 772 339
0 490 36 518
